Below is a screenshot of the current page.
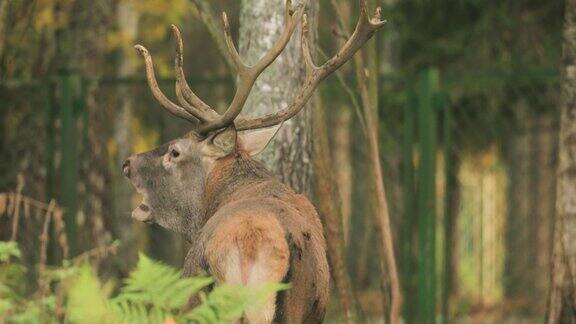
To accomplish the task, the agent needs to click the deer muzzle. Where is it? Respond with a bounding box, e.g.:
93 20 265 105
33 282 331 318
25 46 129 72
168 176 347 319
122 156 154 224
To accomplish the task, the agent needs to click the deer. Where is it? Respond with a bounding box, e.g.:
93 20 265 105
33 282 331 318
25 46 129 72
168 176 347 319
122 1 385 322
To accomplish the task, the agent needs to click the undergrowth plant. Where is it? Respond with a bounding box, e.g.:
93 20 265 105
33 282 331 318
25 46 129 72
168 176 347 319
0 241 288 323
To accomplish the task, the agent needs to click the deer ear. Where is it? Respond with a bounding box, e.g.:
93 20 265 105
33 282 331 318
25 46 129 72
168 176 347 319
238 124 282 156
206 126 237 158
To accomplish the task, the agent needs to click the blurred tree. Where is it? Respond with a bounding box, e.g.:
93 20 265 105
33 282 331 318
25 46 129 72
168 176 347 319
0 0 8 62
332 1 402 322
332 108 352 244
112 0 141 273
548 0 576 322
385 0 562 318
313 91 361 323
59 0 117 256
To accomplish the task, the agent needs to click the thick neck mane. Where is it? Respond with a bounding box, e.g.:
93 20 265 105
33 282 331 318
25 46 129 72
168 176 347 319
202 152 274 220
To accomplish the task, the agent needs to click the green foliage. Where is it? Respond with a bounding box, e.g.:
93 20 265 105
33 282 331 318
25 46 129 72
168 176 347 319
0 242 27 299
0 242 288 323
186 282 290 324
117 253 213 308
0 241 46 323
0 241 21 261
66 264 112 323
108 253 213 323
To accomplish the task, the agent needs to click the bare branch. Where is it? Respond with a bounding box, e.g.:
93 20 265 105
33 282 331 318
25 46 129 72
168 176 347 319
317 47 368 138
189 0 237 74
301 14 319 75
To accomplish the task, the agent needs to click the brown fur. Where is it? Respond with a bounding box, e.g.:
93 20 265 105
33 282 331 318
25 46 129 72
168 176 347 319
184 153 329 323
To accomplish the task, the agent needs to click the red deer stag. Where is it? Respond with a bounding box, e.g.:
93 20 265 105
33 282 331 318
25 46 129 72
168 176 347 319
123 1 385 322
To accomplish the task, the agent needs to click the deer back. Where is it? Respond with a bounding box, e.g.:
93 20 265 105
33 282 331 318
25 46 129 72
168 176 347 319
183 154 329 323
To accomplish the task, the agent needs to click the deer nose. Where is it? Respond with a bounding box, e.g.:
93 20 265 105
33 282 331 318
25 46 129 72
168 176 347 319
122 159 131 178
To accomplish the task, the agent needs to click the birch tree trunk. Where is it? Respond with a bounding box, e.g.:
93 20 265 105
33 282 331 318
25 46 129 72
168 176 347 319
547 0 576 321
238 0 316 195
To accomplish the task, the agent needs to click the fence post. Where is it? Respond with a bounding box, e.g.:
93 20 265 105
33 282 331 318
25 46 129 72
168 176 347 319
58 73 80 256
438 90 454 324
402 89 417 323
416 68 439 324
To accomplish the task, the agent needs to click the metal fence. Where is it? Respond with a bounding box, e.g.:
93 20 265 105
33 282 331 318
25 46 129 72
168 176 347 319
371 68 559 321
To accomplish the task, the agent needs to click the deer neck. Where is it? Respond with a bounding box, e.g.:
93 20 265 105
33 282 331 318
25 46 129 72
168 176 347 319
201 152 272 222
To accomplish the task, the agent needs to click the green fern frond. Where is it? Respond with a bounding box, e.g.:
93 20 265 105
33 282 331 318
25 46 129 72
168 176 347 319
113 253 213 310
66 263 115 323
2 243 288 324
185 283 290 324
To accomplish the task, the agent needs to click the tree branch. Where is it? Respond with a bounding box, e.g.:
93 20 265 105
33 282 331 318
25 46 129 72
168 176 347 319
189 0 237 74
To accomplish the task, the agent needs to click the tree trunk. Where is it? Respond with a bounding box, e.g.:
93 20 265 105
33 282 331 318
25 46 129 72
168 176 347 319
0 0 9 62
534 116 556 298
111 1 140 273
333 108 353 245
313 96 362 323
505 107 557 311
354 10 402 324
57 0 116 255
238 0 315 196
547 0 576 321
331 0 402 321
505 103 537 300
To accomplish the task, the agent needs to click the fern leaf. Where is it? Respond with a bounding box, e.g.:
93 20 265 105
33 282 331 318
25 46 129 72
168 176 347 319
66 263 115 323
184 283 289 324
116 254 212 309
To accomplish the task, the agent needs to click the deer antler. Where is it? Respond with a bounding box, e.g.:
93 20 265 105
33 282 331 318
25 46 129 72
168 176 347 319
135 0 385 135
235 0 386 131
134 25 220 123
171 25 220 122
197 0 306 133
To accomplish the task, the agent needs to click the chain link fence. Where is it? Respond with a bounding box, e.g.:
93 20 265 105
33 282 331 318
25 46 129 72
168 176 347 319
370 68 560 320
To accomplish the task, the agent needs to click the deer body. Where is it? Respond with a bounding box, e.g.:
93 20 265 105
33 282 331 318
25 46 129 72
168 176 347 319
184 153 329 323
124 135 329 323
125 1 385 322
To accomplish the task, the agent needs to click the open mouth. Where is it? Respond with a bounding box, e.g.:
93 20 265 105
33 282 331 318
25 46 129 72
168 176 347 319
132 191 153 224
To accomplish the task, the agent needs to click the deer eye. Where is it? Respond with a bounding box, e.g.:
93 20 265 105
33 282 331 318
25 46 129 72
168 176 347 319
170 149 180 158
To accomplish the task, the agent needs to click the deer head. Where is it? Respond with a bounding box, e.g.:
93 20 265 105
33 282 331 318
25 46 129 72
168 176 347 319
122 0 386 234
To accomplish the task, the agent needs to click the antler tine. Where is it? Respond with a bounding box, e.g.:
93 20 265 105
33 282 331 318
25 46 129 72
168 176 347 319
171 25 220 122
301 14 319 75
134 45 199 123
198 0 307 134
222 12 244 72
248 0 305 75
235 0 386 131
